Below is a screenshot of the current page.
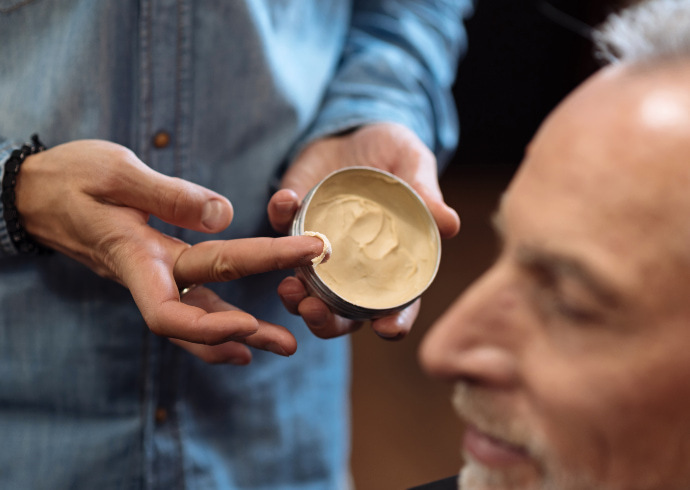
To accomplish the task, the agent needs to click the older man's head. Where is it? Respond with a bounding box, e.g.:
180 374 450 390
420 2 690 489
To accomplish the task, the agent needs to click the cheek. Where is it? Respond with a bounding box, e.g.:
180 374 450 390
520 356 611 478
524 348 690 485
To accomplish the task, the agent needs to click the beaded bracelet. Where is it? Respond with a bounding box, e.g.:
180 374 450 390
1 134 52 255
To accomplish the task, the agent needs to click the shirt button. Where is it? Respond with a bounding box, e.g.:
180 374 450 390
155 407 168 423
152 130 171 149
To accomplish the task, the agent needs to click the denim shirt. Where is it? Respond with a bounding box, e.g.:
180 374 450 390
0 1 470 489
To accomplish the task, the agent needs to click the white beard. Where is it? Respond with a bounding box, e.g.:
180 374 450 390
452 381 690 490
458 456 605 490
452 382 604 490
460 458 533 490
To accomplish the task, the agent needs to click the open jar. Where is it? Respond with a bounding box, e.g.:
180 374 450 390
291 167 441 320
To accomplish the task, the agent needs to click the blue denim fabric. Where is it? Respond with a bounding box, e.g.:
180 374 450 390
0 1 470 488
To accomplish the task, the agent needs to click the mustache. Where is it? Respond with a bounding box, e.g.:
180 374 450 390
452 381 546 460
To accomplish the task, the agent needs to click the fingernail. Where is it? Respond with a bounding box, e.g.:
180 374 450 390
202 200 227 230
229 356 251 366
265 342 288 357
376 331 405 341
276 199 297 215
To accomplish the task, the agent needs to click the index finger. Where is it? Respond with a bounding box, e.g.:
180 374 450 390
173 235 327 286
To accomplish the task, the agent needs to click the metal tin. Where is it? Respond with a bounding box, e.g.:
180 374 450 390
291 167 441 320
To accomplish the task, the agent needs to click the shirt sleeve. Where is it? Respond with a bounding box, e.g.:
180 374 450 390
291 0 474 167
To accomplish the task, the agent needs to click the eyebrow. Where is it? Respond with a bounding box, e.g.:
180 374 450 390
516 247 621 308
491 205 622 308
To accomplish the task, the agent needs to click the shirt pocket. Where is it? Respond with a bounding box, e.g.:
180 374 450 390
0 0 41 14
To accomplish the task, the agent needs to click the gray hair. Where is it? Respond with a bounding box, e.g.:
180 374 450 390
593 0 690 64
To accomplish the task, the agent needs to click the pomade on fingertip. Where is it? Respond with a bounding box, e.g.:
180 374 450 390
304 231 332 266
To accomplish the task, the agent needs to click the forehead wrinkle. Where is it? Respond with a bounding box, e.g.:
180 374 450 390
490 192 622 308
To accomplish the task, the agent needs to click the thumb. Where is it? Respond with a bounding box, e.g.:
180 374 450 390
114 164 233 233
413 182 461 239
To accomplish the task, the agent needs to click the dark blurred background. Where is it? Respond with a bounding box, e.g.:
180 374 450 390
350 1 631 488
453 0 614 166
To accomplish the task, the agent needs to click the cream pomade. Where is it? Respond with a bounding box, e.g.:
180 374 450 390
303 169 439 309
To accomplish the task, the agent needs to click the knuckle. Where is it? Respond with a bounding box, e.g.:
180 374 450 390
157 180 196 221
89 145 143 194
109 143 139 163
210 239 264 281
267 238 293 270
211 259 244 282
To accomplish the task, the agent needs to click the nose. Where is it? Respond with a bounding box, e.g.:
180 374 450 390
419 263 521 388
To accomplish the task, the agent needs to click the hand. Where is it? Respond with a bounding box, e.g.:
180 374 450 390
170 235 329 364
15 139 326 363
267 122 460 340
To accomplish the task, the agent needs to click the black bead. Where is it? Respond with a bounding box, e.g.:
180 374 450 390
2 134 52 255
